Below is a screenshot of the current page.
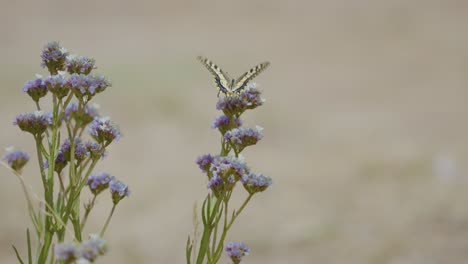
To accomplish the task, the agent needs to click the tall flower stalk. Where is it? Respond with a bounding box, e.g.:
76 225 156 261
2 42 130 264
187 84 272 264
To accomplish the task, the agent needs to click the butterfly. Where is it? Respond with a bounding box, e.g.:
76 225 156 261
197 56 270 96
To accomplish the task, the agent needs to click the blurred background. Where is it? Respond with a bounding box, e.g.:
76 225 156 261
2 0 468 263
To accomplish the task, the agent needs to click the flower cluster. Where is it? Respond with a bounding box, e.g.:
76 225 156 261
7 42 129 263
109 179 130 204
224 126 263 152
88 117 121 146
86 172 113 195
2 147 29 173
66 55 96 75
55 235 107 263
65 102 100 127
225 242 250 263
241 173 272 194
189 79 271 263
43 73 69 99
68 74 111 102
41 41 69 74
14 111 53 136
22 76 47 102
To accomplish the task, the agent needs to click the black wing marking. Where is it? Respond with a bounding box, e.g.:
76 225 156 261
232 62 270 93
197 56 232 94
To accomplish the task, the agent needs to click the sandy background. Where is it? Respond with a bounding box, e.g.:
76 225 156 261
2 0 468 263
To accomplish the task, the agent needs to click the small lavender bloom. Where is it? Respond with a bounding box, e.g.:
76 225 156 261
240 83 265 109
207 174 225 194
80 234 107 262
109 179 130 204
85 140 105 161
60 138 88 162
196 154 213 173
41 41 68 74
87 172 113 195
216 84 265 116
55 242 80 263
65 102 100 127
54 151 68 174
68 74 111 102
2 147 29 172
212 115 242 134
22 76 47 102
210 155 249 183
66 55 96 74
225 242 251 263
44 72 69 99
88 117 121 146
224 126 263 152
241 173 272 194
14 111 53 136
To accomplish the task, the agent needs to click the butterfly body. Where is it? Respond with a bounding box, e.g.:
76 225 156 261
197 56 270 96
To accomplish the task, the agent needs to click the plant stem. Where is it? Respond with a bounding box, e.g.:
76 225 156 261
100 204 116 237
81 195 97 229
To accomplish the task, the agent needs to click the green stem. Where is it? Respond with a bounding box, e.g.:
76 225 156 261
81 195 97 229
100 204 116 237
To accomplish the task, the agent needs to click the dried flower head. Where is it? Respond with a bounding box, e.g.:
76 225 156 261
2 147 29 173
216 84 264 116
66 55 96 75
209 155 249 183
65 102 100 127
85 140 105 161
41 41 69 74
44 72 69 99
80 234 107 262
22 76 47 102
55 242 80 263
87 172 113 195
88 117 121 146
241 173 272 194
212 115 242 134
196 154 213 173
109 179 130 204
225 242 250 264
60 138 88 162
224 126 263 152
68 74 111 102
14 111 53 136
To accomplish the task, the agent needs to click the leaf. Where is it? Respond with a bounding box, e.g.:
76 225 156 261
11 245 24 264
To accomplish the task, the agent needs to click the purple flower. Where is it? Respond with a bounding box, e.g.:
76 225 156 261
65 102 100 127
225 242 250 263
87 172 113 195
212 115 242 134
109 179 130 204
66 55 96 75
207 174 225 193
41 41 68 74
88 117 121 146
224 126 263 152
85 140 105 160
216 84 265 116
68 74 111 102
14 111 53 136
210 155 249 183
44 73 69 99
80 234 107 262
2 147 29 172
60 138 88 162
22 76 47 102
53 151 68 174
196 154 213 173
241 173 272 194
55 242 80 263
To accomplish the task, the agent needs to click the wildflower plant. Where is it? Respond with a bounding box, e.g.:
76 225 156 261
187 83 272 264
1 42 129 263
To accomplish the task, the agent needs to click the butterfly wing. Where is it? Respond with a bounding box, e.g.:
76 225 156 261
232 62 270 93
197 56 232 95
